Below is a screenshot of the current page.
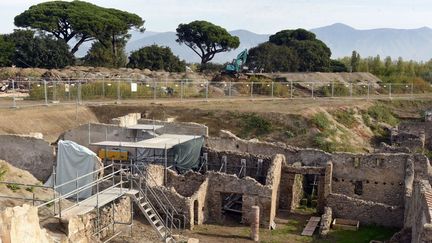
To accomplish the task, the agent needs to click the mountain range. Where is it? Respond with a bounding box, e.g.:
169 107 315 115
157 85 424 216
75 23 432 63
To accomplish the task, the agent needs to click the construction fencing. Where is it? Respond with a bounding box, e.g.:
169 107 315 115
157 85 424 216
0 78 431 108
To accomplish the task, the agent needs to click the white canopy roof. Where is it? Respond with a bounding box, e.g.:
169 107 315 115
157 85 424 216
125 124 164 130
91 134 200 149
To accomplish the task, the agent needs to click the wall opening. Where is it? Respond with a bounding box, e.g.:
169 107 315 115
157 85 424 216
221 192 243 223
354 181 363 195
194 200 199 224
301 174 319 209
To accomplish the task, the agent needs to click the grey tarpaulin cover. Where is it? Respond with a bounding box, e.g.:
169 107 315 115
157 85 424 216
45 140 100 199
172 136 204 171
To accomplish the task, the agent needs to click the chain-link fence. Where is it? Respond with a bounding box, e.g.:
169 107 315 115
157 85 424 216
0 78 431 108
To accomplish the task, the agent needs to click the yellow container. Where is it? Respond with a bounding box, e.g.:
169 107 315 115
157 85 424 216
98 149 128 161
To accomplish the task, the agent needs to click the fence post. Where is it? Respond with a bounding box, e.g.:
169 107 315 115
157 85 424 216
44 80 48 106
68 79 71 101
271 81 274 100
367 82 370 100
411 83 414 99
250 81 253 100
331 81 334 98
12 79 16 108
205 81 209 101
229 81 232 98
102 78 105 98
290 81 293 99
311 83 314 98
153 80 156 102
180 80 183 101
78 82 82 105
117 80 121 103
350 83 353 98
389 83 392 99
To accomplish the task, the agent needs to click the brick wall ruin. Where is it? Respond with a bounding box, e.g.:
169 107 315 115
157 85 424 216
205 130 432 230
144 153 283 229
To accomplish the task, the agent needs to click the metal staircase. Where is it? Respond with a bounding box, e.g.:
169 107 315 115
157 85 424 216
129 164 188 243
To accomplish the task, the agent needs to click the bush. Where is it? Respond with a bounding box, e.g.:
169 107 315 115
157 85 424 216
0 165 7 180
128 45 186 72
6 183 20 192
241 114 272 137
332 109 357 128
367 105 399 126
311 112 331 130
318 82 350 97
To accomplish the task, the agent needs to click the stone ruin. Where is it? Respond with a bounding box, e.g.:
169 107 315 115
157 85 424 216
1 114 432 242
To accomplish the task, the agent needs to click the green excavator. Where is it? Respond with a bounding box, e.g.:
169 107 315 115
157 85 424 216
223 49 248 76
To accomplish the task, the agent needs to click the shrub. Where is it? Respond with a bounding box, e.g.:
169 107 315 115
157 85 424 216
0 165 7 180
241 114 272 137
6 183 20 192
367 105 399 126
332 109 358 128
311 112 331 130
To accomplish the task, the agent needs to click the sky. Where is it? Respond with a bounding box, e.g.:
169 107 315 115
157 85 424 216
0 0 431 34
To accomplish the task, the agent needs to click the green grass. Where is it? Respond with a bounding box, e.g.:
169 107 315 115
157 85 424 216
315 225 398 243
311 112 331 130
0 165 7 181
6 183 21 192
240 113 273 137
332 109 358 128
367 104 399 126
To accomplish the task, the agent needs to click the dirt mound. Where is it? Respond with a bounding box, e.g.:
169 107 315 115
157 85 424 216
0 105 98 143
0 160 53 209
252 72 381 87
0 66 213 81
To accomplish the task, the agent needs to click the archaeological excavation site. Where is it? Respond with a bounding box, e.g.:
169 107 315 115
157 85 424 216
0 103 432 243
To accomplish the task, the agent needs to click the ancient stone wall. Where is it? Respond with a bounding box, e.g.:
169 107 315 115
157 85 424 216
203 147 273 184
279 173 304 210
111 113 141 127
67 196 132 242
167 170 206 197
0 135 55 181
409 180 432 243
139 119 208 136
331 153 408 206
326 193 404 227
396 121 432 150
206 131 331 166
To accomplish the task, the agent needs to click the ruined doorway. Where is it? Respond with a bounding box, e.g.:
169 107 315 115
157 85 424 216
221 192 243 223
194 200 199 224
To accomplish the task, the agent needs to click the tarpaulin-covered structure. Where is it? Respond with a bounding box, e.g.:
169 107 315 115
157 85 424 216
45 140 101 199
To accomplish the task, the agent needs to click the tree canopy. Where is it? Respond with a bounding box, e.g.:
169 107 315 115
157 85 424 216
83 41 127 68
128 45 186 72
248 43 299 72
176 21 240 65
247 29 333 72
1 30 73 69
14 1 144 54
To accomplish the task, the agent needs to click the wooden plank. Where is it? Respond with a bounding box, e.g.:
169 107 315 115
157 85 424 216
57 187 134 220
301 217 321 236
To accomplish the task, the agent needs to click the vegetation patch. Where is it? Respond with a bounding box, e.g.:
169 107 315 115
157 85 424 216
311 112 331 130
0 164 8 181
331 109 358 128
240 113 273 137
6 183 21 192
367 104 399 126
316 225 398 243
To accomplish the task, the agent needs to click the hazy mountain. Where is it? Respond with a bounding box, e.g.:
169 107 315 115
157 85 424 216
126 29 269 63
311 23 432 61
74 23 432 63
